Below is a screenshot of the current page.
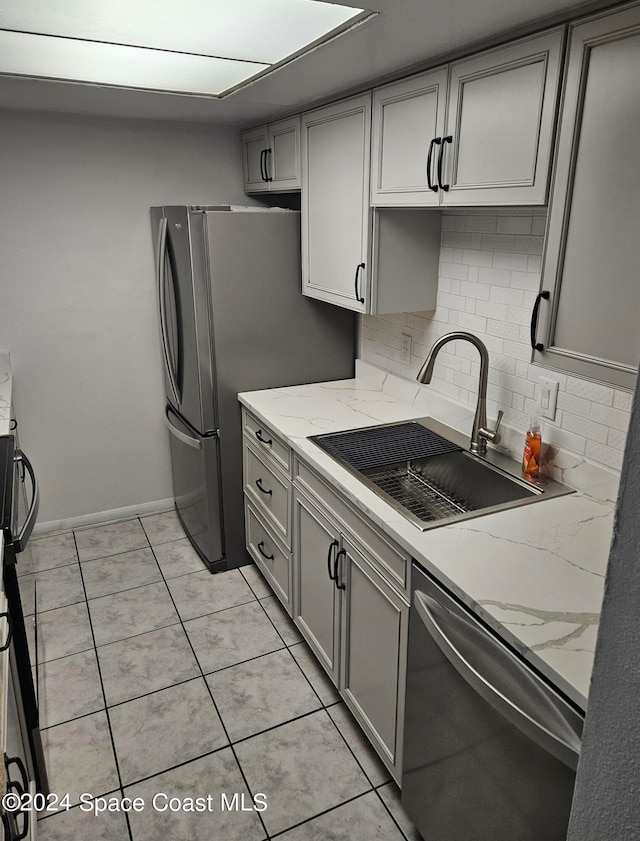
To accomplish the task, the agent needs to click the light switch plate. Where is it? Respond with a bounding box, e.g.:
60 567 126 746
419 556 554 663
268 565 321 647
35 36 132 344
539 377 559 420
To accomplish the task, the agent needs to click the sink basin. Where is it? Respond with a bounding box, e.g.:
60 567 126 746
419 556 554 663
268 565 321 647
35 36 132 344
311 418 573 530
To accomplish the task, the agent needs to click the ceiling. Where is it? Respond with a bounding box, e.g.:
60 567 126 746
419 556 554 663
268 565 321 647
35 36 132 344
0 0 611 127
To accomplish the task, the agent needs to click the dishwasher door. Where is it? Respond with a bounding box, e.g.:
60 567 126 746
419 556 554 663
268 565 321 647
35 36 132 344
402 563 583 841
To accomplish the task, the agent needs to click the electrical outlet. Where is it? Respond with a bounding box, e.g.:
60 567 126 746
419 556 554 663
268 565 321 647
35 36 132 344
539 377 559 420
400 333 411 363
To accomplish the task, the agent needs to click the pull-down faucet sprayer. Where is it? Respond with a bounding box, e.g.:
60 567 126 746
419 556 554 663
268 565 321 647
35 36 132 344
417 332 503 456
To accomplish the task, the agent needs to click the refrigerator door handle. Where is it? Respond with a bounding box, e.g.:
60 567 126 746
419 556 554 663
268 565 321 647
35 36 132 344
156 216 181 406
414 588 581 769
165 406 202 451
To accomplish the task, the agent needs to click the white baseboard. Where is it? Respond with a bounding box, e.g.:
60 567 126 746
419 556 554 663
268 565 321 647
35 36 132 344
33 497 175 536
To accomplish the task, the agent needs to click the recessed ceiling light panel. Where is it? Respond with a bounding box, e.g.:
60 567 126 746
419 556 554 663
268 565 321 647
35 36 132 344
0 0 370 96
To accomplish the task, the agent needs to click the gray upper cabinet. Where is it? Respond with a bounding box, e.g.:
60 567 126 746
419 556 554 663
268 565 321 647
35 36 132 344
372 30 563 206
534 4 640 389
242 116 301 193
301 92 441 314
301 93 372 312
371 67 448 206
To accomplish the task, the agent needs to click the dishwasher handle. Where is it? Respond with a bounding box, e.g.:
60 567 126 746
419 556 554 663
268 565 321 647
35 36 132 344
414 588 582 770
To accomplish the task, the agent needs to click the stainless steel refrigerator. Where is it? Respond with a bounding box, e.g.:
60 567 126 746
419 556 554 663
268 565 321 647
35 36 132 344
150 206 355 572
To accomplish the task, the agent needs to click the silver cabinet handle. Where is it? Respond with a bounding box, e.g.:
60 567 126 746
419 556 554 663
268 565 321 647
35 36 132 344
414 588 582 769
14 450 39 553
164 407 201 450
156 217 180 406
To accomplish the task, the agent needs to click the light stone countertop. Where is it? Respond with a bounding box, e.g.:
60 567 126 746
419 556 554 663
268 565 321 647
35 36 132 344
240 360 617 711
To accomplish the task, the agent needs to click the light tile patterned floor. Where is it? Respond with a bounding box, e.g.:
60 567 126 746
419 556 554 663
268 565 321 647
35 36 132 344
18 511 421 841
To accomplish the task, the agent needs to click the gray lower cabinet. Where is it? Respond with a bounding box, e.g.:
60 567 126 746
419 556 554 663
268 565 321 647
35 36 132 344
293 482 409 781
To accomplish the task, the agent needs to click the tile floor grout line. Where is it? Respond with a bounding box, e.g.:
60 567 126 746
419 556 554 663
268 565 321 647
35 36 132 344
267 789 377 839
372 783 415 841
323 703 393 790
70 526 135 841
146 541 274 841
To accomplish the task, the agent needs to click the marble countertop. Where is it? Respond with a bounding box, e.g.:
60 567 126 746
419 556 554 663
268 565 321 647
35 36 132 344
240 361 616 710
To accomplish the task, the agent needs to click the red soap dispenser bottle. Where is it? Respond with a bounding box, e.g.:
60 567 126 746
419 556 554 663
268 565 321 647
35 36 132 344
522 417 542 479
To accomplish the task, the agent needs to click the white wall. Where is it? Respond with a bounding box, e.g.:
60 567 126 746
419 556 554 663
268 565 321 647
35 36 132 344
0 109 251 524
361 208 632 474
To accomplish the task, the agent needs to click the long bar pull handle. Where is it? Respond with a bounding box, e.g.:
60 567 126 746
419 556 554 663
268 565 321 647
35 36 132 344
165 406 201 450
530 290 550 350
259 149 266 182
354 263 365 304
414 589 581 769
327 539 339 580
14 451 40 553
437 135 452 191
426 138 439 192
156 217 180 405
265 148 273 182
334 548 346 590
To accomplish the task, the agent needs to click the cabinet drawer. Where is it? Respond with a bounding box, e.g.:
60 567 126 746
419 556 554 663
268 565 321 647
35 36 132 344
244 442 291 546
295 459 409 594
245 502 292 612
243 409 291 474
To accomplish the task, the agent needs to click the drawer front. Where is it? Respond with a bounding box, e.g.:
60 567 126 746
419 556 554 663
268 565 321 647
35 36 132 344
295 459 409 594
244 442 291 546
243 410 291 474
245 502 292 612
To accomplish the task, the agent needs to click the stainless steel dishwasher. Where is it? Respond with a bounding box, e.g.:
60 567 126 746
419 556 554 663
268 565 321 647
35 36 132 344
402 562 584 841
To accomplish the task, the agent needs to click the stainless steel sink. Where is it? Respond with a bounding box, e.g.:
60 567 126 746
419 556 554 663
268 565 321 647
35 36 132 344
311 418 573 530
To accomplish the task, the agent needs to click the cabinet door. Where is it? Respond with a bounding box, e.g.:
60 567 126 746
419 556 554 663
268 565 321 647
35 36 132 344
371 68 448 206
535 6 640 389
339 537 409 780
301 93 371 312
293 491 341 684
442 29 563 205
242 125 270 193
267 116 301 192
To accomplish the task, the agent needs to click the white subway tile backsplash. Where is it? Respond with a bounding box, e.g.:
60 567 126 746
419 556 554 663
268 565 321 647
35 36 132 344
590 403 630 432
607 427 628 452
510 272 541 291
487 320 522 341
561 412 608 444
459 280 491 300
462 249 494 267
497 216 532 235
614 390 633 411
481 234 516 252
557 391 592 419
489 287 525 306
465 215 497 233
479 266 512 287
514 235 544 254
492 252 530 272
567 377 614 406
360 209 632 475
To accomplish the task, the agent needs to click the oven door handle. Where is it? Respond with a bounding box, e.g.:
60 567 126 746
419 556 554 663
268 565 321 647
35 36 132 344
414 588 581 769
13 450 40 553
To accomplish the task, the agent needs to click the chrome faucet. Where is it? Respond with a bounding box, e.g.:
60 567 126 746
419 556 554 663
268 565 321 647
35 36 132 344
417 332 503 455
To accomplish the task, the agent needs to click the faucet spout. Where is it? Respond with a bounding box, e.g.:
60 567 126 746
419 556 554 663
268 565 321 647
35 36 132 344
416 332 501 455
